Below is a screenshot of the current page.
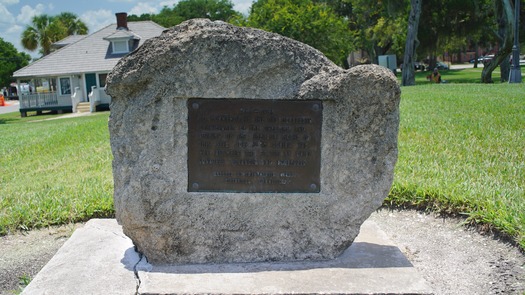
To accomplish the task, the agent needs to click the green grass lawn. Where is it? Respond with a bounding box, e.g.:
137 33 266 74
407 66 498 84
388 83 524 250
405 65 524 84
0 69 524 250
0 112 114 232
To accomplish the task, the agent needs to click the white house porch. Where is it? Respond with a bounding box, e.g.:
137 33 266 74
18 74 111 117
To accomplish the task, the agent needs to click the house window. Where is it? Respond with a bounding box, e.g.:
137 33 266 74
35 78 57 93
98 73 108 87
59 77 72 95
112 40 129 53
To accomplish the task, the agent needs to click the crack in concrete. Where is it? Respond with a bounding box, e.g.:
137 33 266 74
133 246 143 295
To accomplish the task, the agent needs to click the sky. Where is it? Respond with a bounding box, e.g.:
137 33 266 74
0 0 253 57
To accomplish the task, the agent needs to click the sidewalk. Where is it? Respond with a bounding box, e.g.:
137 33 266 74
450 63 484 70
0 100 19 115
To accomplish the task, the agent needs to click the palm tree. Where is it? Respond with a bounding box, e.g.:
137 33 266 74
57 12 88 35
21 13 88 56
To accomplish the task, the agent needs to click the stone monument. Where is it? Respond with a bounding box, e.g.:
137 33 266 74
106 19 400 264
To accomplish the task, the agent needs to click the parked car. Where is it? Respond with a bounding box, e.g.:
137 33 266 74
469 55 494 64
414 61 425 71
399 61 425 71
482 55 494 64
5 82 30 100
435 62 449 70
509 54 525 65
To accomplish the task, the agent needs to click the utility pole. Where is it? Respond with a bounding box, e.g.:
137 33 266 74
509 0 522 83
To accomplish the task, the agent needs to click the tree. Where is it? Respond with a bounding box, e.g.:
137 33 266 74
128 0 241 28
127 13 156 22
0 38 31 87
392 0 498 72
417 0 480 69
21 13 88 56
465 0 495 68
402 0 422 86
246 0 354 66
481 0 517 83
319 0 409 64
176 0 240 21
57 12 88 35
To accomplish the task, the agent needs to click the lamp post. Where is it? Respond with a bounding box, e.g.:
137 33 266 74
509 0 522 83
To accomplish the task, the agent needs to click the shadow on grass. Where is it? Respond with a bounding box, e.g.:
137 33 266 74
413 69 489 84
0 112 22 124
0 111 71 124
397 66 525 85
397 66 521 84
0 118 19 124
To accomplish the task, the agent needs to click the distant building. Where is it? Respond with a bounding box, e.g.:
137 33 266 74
13 13 165 117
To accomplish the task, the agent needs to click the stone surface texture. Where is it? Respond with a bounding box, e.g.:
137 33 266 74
106 19 401 264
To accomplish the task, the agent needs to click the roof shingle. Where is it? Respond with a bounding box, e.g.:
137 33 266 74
14 21 165 78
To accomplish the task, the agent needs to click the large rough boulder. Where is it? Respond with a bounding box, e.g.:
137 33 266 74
106 19 400 264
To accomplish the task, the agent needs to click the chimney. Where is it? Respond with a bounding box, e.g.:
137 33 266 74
116 12 128 30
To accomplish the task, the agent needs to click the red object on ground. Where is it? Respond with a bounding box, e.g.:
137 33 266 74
0 94 5 106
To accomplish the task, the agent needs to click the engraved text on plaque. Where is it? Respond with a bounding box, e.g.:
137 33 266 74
187 99 322 193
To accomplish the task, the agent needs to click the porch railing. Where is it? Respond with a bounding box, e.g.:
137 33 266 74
89 86 100 112
88 87 111 112
72 87 82 113
19 92 59 109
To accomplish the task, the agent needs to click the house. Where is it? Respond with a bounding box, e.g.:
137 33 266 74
13 13 165 117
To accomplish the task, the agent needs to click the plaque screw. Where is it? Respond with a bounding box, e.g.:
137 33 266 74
192 102 199 110
192 183 199 190
312 104 320 111
310 183 317 190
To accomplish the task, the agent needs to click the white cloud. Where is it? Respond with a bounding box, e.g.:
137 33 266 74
0 0 19 5
0 23 25 55
1 3 54 57
129 2 160 15
0 4 15 25
232 0 251 15
128 0 248 16
130 1 178 16
6 23 21 34
81 9 115 33
16 4 46 24
0 3 24 54
159 0 177 8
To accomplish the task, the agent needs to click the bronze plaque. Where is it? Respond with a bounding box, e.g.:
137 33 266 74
187 99 322 193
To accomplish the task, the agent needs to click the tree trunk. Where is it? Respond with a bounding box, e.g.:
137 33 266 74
428 54 438 71
474 42 479 68
500 58 510 82
402 0 422 86
481 0 515 83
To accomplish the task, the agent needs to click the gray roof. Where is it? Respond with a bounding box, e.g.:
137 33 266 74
14 21 165 78
52 35 86 49
103 30 141 41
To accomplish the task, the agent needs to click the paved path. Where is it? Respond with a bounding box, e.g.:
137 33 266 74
0 101 19 115
450 63 483 70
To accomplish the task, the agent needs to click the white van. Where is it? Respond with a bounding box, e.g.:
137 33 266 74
7 82 31 99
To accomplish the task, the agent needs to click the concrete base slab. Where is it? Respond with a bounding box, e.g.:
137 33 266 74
22 219 139 295
22 219 432 295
